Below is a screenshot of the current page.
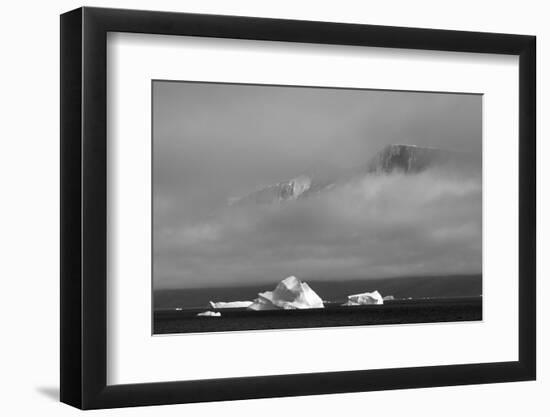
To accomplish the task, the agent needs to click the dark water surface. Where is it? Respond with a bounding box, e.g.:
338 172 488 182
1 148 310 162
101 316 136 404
154 297 482 335
154 274 482 310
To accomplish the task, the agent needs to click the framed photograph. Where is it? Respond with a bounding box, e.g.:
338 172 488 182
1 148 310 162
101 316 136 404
60 7 536 409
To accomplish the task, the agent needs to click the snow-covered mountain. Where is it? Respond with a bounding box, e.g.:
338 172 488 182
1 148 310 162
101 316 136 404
229 175 313 205
230 144 472 206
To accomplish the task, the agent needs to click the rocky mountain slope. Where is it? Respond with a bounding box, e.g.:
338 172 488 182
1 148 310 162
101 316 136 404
230 144 473 206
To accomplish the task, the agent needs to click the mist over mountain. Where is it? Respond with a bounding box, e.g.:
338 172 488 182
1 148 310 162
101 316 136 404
229 175 314 206
230 144 477 206
366 144 471 174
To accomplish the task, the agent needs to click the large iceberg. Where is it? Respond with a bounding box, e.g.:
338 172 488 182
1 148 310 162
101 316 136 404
209 301 253 309
343 290 384 306
248 276 324 310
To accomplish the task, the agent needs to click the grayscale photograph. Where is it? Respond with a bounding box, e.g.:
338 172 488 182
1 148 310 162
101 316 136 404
152 80 482 334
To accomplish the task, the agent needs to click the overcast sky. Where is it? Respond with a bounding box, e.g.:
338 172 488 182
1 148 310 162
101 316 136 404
153 81 482 289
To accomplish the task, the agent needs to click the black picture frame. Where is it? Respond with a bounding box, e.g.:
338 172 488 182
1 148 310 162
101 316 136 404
60 6 536 410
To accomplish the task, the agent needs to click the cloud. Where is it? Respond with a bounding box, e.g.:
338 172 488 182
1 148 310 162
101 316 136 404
154 168 482 288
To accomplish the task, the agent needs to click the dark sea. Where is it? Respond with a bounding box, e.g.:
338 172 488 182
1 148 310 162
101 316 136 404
153 274 482 334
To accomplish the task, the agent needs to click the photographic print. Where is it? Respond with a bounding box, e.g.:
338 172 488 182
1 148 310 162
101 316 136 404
61 9 536 407
152 81 482 334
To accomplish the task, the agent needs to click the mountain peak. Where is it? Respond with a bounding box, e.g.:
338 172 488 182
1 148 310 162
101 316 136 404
230 144 467 206
230 175 312 206
367 144 453 174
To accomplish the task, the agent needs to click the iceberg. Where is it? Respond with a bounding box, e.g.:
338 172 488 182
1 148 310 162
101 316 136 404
343 290 384 306
196 311 222 317
209 301 253 309
248 276 324 310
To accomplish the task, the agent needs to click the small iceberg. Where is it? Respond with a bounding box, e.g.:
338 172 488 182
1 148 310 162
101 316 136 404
342 290 384 306
248 276 324 310
209 301 253 309
196 311 222 317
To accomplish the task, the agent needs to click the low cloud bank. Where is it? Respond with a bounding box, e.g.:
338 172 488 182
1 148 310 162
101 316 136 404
155 168 481 288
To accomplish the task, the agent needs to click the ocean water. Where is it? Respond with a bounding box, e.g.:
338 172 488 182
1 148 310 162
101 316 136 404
152 275 482 334
153 297 482 334
154 274 482 310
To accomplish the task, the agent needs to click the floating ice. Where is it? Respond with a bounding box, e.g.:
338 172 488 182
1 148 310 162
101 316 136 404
209 301 254 309
196 311 222 317
248 276 324 310
343 291 384 306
